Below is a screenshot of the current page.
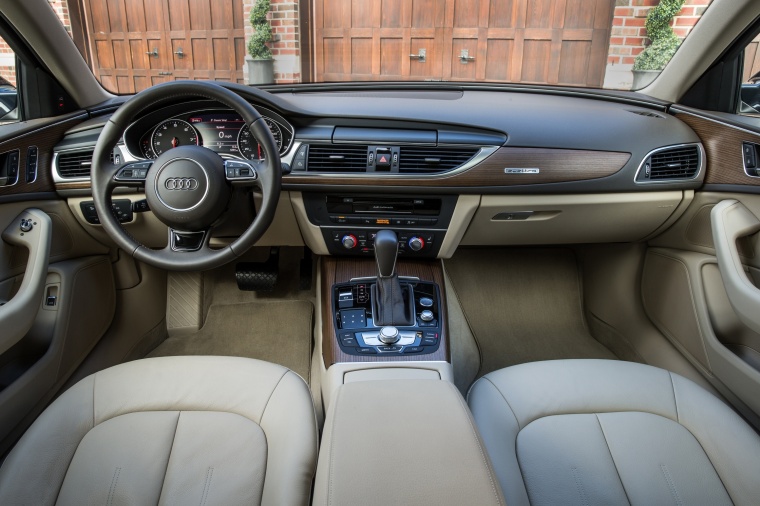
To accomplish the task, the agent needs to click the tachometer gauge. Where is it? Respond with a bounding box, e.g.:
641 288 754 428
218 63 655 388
237 118 283 160
151 119 198 156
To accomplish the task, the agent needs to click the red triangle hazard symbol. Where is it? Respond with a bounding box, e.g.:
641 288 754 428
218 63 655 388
379 155 388 163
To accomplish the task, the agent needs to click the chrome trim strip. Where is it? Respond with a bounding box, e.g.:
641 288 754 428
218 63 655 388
349 275 420 283
1 149 19 187
633 142 704 184
286 145 499 179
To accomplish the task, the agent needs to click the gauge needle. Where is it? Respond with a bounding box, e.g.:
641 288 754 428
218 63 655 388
171 137 179 148
257 144 262 159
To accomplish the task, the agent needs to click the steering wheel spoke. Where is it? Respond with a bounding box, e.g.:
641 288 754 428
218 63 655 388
167 227 209 253
112 161 153 188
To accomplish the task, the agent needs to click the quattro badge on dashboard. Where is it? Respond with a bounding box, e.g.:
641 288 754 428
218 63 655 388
504 168 540 174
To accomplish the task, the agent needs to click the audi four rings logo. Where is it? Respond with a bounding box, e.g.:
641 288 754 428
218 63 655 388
164 177 199 190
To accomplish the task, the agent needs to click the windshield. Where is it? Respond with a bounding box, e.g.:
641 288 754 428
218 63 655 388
41 0 712 94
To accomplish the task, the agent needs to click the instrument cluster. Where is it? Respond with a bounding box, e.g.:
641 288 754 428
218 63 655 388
126 106 294 161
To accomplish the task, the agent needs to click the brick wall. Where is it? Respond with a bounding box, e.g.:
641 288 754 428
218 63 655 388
604 0 710 88
243 0 302 84
0 0 71 87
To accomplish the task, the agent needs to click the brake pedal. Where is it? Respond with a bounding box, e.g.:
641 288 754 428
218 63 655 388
235 247 279 292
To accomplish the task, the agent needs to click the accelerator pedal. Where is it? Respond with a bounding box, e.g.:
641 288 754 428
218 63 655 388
235 247 279 292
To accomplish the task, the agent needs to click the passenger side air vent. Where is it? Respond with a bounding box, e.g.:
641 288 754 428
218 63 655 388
398 146 480 174
306 144 368 172
56 149 115 179
637 144 702 182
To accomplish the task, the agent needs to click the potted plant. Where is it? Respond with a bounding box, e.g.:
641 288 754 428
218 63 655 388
632 0 685 89
246 0 274 85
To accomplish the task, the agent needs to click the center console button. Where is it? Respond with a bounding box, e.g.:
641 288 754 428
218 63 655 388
341 337 358 347
421 338 438 346
357 347 378 354
403 346 424 354
420 310 434 322
378 345 402 352
419 297 434 308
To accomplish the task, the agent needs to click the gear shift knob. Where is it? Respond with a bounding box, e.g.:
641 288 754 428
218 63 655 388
374 230 398 278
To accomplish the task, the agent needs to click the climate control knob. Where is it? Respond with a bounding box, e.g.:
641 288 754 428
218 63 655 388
408 236 425 252
341 234 358 249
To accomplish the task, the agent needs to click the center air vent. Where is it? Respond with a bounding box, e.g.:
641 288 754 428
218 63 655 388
398 146 480 174
637 144 702 182
56 149 115 179
306 145 368 172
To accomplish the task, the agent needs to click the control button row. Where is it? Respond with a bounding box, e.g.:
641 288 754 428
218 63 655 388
329 216 438 226
115 161 152 181
80 199 134 225
224 160 258 181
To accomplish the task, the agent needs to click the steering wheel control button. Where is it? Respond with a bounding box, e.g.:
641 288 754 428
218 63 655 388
224 160 258 181
19 219 33 232
132 199 150 212
115 162 152 181
79 199 133 224
378 326 400 344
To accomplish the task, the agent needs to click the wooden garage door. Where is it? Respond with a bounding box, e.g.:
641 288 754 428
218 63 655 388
314 0 615 87
81 0 246 94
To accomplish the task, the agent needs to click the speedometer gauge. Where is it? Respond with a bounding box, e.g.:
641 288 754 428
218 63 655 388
237 118 283 160
151 119 198 156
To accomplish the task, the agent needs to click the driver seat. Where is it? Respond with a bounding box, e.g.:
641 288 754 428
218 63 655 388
0 356 318 505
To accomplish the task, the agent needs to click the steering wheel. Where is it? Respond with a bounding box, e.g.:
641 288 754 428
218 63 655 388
91 81 281 271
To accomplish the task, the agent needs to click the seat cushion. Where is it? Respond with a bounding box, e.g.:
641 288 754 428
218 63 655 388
0 356 318 506
468 359 760 506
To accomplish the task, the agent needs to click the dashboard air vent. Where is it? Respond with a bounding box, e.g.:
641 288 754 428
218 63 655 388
638 145 701 182
307 145 368 172
57 150 94 178
398 146 479 174
56 149 115 178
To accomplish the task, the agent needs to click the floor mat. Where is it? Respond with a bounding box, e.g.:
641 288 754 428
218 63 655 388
148 300 313 383
444 248 616 378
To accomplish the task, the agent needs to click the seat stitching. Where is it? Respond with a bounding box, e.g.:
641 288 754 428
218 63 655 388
106 467 121 506
669 372 680 423
481 377 522 430
447 381 505 506
155 411 182 505
258 370 289 426
570 467 589 506
327 386 343 506
594 414 632 506
660 464 683 506
199 467 214 506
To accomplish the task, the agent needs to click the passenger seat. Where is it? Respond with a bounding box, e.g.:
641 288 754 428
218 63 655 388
468 359 760 506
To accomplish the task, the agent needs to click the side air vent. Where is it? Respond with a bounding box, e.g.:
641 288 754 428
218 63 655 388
306 144 368 172
637 144 702 182
398 146 480 174
56 149 115 179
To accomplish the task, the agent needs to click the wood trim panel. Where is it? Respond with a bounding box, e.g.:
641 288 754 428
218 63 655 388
321 257 449 368
0 116 85 197
284 147 630 187
675 111 760 187
55 146 631 192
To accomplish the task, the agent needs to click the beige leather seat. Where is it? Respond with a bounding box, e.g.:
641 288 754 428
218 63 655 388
0 356 318 506
468 359 760 506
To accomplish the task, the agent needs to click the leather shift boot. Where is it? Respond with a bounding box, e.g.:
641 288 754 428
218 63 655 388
372 274 415 327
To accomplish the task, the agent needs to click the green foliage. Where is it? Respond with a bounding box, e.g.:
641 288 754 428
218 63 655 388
633 0 685 71
248 0 273 60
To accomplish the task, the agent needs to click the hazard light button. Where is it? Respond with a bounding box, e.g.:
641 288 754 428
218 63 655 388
375 149 392 168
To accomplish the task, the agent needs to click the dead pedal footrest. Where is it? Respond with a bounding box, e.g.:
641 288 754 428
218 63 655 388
235 248 279 292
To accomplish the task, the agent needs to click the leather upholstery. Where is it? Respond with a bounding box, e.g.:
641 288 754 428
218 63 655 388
0 356 318 506
468 359 760 506
313 379 506 506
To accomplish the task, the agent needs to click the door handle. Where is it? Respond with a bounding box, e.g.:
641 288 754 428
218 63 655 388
459 49 475 64
0 209 52 355
409 48 426 63
146 47 159 58
173 47 185 59
711 200 760 334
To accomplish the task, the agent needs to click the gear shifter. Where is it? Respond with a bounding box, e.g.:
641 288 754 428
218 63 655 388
372 230 415 326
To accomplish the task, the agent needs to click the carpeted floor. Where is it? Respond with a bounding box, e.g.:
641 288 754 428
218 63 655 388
444 248 616 378
148 299 314 383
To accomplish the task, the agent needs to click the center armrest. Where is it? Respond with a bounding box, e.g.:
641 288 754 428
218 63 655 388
312 379 506 506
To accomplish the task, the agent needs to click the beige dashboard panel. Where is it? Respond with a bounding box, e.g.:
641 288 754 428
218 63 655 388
461 191 687 245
